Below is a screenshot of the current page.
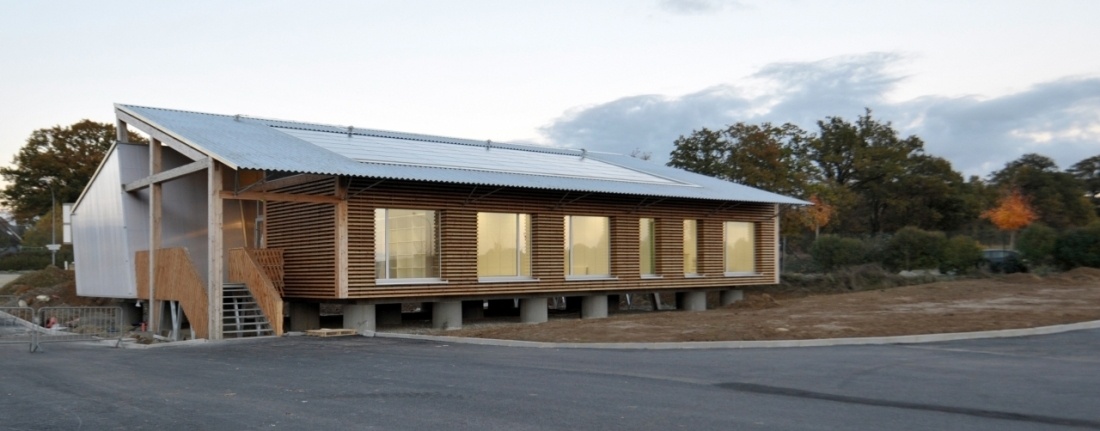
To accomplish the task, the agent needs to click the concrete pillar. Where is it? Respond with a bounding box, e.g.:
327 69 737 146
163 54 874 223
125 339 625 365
289 302 320 331
520 298 548 324
462 300 485 320
679 291 707 311
343 302 376 334
377 303 403 326
581 295 608 319
720 290 745 306
432 301 462 330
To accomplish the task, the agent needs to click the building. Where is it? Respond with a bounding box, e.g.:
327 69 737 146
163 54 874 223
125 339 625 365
71 104 806 340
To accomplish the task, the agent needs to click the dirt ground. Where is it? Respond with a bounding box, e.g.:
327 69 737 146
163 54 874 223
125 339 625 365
435 267 1100 343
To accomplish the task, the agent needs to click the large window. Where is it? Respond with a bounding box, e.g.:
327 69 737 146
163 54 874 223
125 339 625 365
724 221 755 275
564 215 610 278
374 209 440 281
640 218 657 276
477 212 531 279
683 219 698 275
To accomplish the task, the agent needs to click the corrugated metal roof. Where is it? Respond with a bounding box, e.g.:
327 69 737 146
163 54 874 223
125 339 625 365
116 104 808 205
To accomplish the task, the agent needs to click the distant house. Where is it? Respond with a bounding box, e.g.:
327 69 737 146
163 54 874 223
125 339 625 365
71 104 805 340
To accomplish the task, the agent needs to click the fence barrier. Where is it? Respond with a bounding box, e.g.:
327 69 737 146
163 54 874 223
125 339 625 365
35 306 125 351
0 306 126 352
0 307 37 352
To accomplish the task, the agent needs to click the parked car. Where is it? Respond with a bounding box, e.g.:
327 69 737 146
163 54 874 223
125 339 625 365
982 249 1027 273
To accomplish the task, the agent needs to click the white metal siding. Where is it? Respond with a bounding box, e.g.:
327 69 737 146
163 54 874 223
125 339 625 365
72 145 140 298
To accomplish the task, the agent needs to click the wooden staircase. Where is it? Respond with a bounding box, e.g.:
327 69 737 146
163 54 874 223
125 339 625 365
223 282 274 338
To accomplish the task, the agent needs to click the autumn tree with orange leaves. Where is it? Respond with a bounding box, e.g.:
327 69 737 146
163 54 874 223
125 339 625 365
802 195 835 239
981 189 1038 248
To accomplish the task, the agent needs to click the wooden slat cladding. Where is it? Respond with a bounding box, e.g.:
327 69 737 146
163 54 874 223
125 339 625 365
266 177 338 298
135 248 209 339
324 178 781 301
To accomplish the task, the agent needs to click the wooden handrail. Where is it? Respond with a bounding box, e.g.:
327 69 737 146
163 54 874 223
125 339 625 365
135 248 209 339
228 248 285 336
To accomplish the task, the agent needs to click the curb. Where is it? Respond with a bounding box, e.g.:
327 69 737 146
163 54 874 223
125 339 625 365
373 319 1100 350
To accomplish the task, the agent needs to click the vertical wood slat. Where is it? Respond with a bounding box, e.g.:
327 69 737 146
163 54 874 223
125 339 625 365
228 248 285 336
135 248 209 339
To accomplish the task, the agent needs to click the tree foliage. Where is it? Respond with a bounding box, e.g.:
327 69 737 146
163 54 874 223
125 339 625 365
982 189 1038 232
669 122 814 197
1 120 145 223
1069 154 1100 216
990 153 1096 228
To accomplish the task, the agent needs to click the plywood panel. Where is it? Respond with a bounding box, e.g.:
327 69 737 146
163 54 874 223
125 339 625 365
135 248 209 339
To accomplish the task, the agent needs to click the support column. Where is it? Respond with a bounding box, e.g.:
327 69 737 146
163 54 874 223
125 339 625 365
678 291 707 311
207 161 224 340
377 303 402 326
462 300 484 320
148 139 162 335
581 295 608 319
343 302 376 335
520 298 548 324
289 302 320 331
720 290 744 306
432 301 462 330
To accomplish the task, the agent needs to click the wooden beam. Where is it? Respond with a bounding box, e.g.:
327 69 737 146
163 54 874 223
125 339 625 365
148 139 163 335
116 109 208 162
219 190 342 205
247 173 333 193
124 158 211 192
208 161 225 340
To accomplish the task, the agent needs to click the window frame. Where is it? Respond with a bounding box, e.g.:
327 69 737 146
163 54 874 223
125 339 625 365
374 208 443 285
476 212 535 282
564 215 615 280
639 217 660 278
723 221 756 276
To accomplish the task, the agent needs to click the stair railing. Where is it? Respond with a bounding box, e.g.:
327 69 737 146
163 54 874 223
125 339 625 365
228 248 285 336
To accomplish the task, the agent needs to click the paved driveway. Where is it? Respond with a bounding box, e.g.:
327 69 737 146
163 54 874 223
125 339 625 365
2 330 1098 430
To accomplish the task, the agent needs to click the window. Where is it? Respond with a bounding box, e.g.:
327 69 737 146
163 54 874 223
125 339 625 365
640 218 657 276
477 212 531 279
374 209 440 281
683 219 698 275
564 215 610 278
724 221 755 275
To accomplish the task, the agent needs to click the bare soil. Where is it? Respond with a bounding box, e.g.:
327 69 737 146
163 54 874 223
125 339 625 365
436 267 1100 343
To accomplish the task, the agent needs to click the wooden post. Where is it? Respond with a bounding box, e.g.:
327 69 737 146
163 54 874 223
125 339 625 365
148 139 162 334
335 176 349 298
208 162 224 340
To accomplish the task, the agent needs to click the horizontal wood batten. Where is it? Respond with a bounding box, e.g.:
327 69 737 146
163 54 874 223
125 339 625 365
266 178 780 301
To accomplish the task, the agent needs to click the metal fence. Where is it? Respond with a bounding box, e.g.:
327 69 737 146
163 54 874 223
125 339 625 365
36 306 125 350
0 306 125 352
0 307 37 352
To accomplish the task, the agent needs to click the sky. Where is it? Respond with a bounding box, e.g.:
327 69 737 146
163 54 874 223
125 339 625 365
2 0 1098 181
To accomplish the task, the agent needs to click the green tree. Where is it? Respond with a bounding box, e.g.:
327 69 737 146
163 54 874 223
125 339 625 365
669 122 815 196
1068 154 1100 216
989 153 1096 228
808 109 925 234
0 120 144 224
880 154 978 233
1017 223 1058 265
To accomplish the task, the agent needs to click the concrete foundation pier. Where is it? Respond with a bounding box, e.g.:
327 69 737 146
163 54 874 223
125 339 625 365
343 302 376 334
720 290 745 306
289 302 321 331
678 291 707 311
520 298 548 324
433 301 462 330
377 303 403 326
581 295 608 319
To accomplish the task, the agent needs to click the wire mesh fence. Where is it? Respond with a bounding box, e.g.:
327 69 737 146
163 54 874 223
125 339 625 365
0 307 37 352
35 306 125 350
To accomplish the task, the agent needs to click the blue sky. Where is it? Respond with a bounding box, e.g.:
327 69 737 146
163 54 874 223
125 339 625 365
2 0 1098 180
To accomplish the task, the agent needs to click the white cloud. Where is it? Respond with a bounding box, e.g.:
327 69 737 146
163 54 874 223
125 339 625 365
540 53 1100 177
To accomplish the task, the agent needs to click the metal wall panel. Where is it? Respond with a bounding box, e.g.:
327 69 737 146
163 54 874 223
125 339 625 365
72 145 140 298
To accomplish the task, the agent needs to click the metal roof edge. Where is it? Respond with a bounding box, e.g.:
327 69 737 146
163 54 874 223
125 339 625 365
114 104 240 170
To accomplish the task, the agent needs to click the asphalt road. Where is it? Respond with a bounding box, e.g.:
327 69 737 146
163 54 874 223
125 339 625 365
2 329 1099 430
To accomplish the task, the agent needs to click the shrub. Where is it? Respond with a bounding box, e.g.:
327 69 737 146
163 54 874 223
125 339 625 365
810 235 866 271
882 227 946 272
1017 223 1058 265
940 235 983 274
1053 223 1100 269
